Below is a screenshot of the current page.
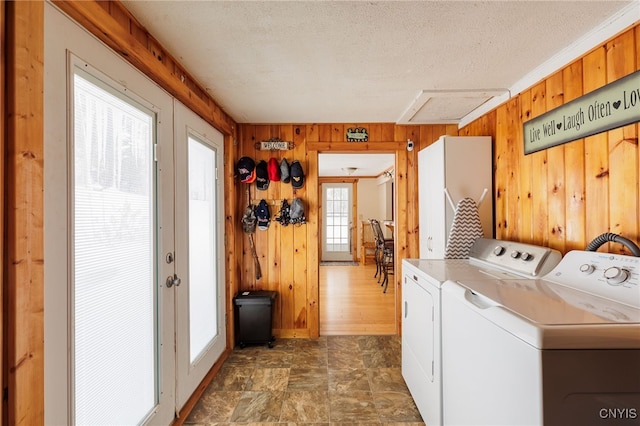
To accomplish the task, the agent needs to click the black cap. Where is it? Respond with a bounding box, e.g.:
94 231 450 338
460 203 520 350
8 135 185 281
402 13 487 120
255 160 269 190
256 199 271 230
290 160 304 189
237 156 256 183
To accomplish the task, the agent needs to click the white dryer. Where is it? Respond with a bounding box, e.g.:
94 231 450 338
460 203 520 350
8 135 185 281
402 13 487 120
442 250 640 426
401 238 562 426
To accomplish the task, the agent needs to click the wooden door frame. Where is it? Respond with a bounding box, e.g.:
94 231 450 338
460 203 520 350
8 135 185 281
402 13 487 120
313 145 403 336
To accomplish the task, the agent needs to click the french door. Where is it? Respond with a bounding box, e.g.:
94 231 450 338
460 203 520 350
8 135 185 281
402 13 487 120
321 183 354 261
44 4 224 424
174 101 226 408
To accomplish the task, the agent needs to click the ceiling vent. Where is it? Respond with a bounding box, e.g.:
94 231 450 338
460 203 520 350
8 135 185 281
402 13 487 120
397 89 508 124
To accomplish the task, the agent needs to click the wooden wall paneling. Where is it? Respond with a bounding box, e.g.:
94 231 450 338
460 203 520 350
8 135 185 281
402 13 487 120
273 125 295 332
332 124 345 142
292 128 309 336
637 26 640 246
545 71 567 253
583 47 611 248
368 123 382 141
5 2 45 424
517 90 534 243
0 3 4 422
494 102 510 239
505 97 523 243
405 126 420 258
306 123 319 143
606 31 638 253
418 125 434 151
307 141 406 152
562 60 587 251
253 125 271 287
306 149 319 338
265 127 284 301
381 123 395 142
318 124 332 142
393 126 408 298
444 124 459 137
530 81 550 246
238 125 255 289
226 133 240 348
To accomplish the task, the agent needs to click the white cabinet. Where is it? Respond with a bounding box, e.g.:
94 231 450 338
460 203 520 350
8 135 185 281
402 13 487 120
418 135 492 259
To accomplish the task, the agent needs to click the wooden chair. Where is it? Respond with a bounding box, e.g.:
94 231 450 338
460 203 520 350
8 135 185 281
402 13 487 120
370 219 394 292
360 220 376 265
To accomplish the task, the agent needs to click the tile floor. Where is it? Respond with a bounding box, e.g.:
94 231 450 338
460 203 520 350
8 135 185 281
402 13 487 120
185 335 424 425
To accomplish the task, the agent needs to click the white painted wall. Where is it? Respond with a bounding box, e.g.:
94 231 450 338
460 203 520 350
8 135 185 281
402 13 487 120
356 178 386 259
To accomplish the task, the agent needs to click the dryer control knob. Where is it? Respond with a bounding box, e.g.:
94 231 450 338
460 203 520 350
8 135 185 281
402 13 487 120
579 264 595 274
493 246 506 256
521 252 534 261
510 250 521 259
603 267 630 285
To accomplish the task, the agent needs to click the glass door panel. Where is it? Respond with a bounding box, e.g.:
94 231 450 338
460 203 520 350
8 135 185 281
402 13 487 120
188 137 217 360
73 70 157 425
322 183 354 261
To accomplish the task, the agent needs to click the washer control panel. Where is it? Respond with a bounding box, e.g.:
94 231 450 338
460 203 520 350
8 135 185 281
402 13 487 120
547 250 640 308
469 238 562 277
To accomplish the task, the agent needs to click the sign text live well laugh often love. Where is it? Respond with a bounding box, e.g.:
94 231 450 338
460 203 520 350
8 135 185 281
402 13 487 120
523 70 640 155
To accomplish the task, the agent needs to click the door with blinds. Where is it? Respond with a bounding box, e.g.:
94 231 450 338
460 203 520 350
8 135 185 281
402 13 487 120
174 101 226 408
44 4 225 424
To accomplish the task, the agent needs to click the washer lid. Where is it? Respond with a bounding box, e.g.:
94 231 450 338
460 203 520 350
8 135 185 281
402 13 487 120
448 279 640 349
458 278 640 325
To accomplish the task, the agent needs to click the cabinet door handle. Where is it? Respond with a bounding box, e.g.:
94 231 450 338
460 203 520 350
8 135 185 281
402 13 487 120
404 301 408 318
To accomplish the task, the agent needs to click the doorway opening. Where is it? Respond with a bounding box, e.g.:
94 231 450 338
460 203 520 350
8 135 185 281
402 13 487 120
317 152 396 336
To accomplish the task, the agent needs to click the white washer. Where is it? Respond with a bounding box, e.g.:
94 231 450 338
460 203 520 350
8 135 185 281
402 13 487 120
442 250 640 426
402 238 562 426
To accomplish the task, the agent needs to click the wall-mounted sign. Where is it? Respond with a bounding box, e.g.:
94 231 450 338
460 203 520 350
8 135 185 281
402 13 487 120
346 127 368 142
523 70 640 155
255 137 294 151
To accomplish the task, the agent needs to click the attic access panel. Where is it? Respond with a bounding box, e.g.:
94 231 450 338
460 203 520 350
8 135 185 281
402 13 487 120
397 89 508 124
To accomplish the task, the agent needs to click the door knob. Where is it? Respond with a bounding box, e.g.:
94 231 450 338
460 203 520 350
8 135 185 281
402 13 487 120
166 274 181 288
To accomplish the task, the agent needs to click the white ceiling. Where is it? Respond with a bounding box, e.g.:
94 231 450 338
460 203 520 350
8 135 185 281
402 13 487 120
119 0 638 175
121 0 636 125
318 153 395 177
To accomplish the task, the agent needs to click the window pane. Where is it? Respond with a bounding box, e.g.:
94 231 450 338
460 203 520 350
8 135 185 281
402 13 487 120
73 71 156 425
188 137 218 362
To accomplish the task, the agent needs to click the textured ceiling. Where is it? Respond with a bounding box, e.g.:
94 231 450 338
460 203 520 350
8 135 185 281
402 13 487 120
121 0 636 125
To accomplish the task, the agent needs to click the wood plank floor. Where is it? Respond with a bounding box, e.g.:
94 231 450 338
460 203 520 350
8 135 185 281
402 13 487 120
319 263 397 336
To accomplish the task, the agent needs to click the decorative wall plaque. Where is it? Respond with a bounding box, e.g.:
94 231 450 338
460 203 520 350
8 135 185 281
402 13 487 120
523 70 640 155
255 137 294 150
346 127 369 142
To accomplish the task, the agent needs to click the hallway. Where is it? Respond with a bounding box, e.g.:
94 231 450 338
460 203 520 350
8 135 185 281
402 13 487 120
185 335 422 424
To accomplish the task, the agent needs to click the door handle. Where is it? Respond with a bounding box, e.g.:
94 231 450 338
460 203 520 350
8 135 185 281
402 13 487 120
166 274 181 288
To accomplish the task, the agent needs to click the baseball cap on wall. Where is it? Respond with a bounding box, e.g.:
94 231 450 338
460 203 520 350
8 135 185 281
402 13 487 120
290 160 304 189
289 197 306 225
237 156 256 183
241 204 257 233
255 160 269 190
280 158 291 183
256 199 271 230
268 157 281 182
